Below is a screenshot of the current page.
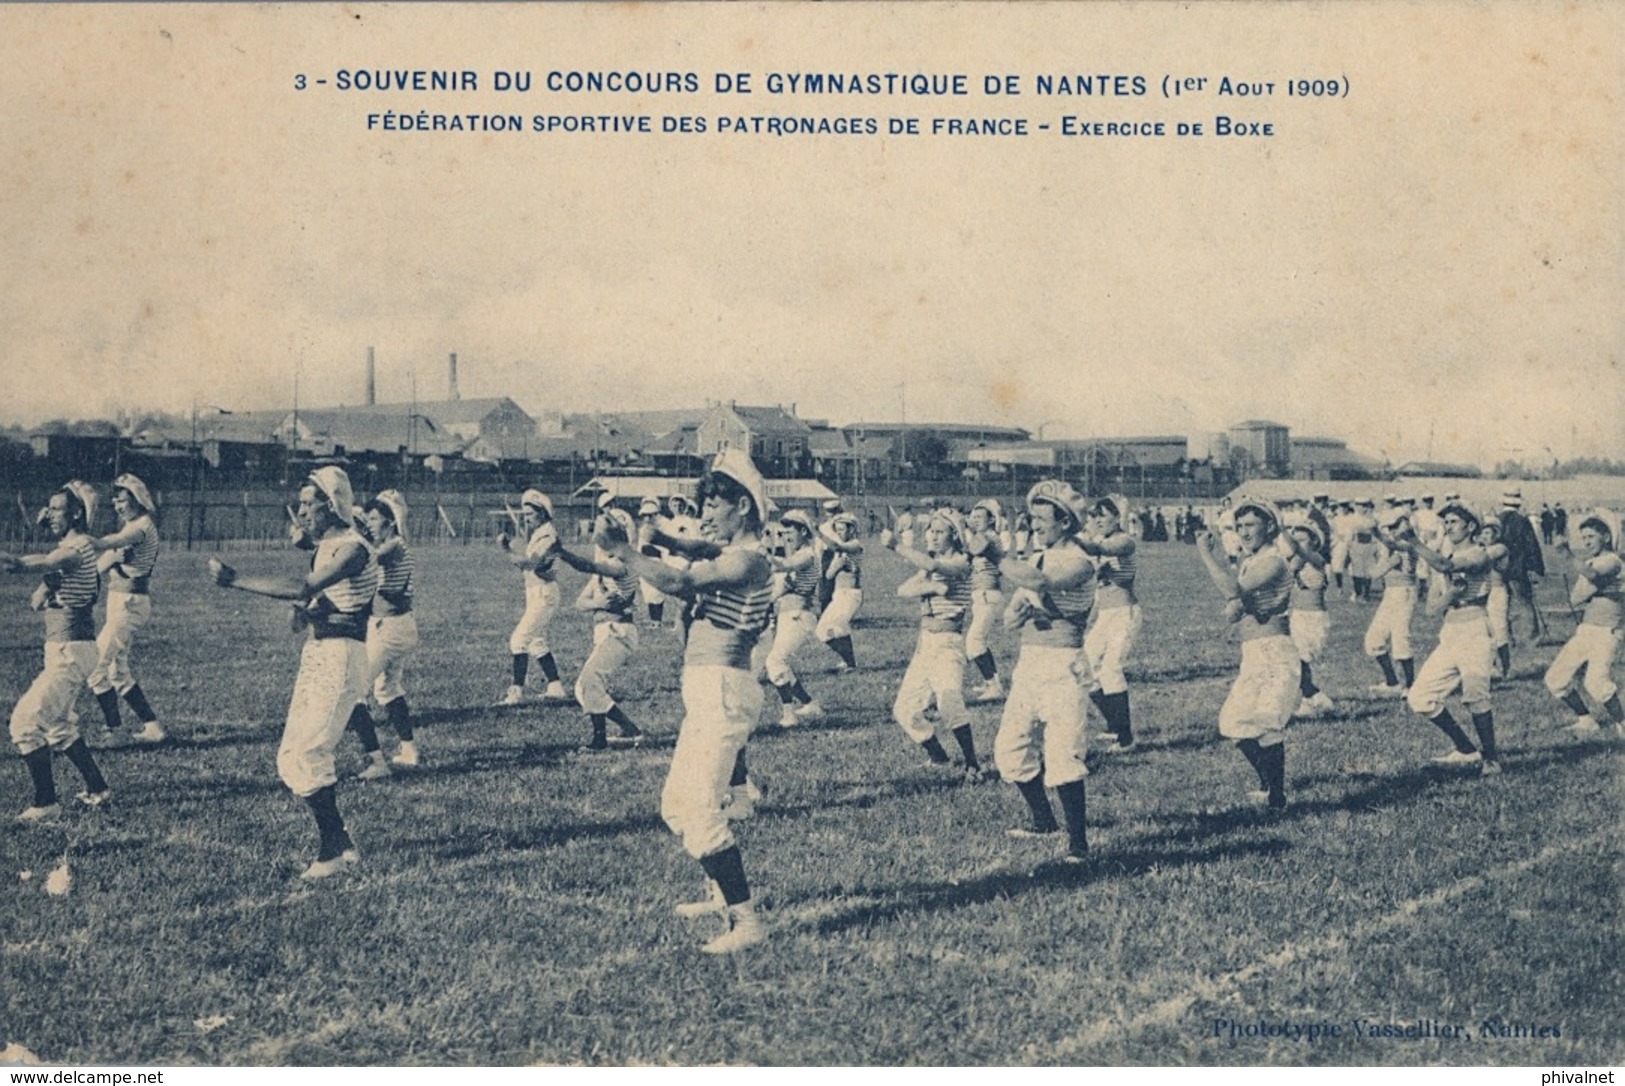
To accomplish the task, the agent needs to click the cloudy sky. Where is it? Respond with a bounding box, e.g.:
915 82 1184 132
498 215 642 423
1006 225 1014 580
3 3 1619 468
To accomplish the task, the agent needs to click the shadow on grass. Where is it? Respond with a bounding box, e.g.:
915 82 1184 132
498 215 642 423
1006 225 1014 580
414 810 670 860
1128 661 1236 685
1288 735 1618 795
793 837 1291 935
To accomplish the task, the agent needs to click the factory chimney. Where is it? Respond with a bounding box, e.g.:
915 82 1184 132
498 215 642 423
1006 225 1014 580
365 347 377 406
448 352 460 401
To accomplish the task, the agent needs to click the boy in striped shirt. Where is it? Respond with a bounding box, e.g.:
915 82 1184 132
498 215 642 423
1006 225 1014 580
886 507 982 778
2 482 113 821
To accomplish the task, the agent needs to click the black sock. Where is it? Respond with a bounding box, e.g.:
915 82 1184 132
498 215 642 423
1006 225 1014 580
1604 695 1624 726
1398 658 1416 688
587 714 608 748
1471 712 1498 762
347 703 380 754
1560 689 1590 717
23 747 56 807
1088 688 1109 721
1014 778 1059 833
920 736 951 764
94 689 123 730
1429 710 1477 754
1261 742 1287 808
1299 661 1318 699
699 846 750 906
606 705 641 737
729 749 749 788
1334 573 1344 590
511 654 528 687
303 785 350 860
1496 644 1512 675
648 601 664 623
122 684 157 724
1056 780 1087 854
950 724 979 769
63 739 107 794
537 653 560 684
384 697 413 741
973 651 997 682
1375 654 1399 687
774 683 799 709
789 679 811 704
830 636 856 669
1236 738 1268 788
1107 691 1133 744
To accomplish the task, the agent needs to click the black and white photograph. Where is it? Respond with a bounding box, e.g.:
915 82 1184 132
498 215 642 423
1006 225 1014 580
1 2 1620 1071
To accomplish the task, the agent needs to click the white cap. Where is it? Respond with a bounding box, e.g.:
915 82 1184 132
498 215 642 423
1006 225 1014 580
60 480 98 530
521 488 553 517
374 488 409 541
706 449 769 525
112 473 155 515
307 466 355 527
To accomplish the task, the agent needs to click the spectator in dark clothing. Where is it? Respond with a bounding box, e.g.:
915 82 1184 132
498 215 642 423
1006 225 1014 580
1498 488 1548 647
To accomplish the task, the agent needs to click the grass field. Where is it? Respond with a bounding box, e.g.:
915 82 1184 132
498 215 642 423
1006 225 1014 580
0 539 1619 1066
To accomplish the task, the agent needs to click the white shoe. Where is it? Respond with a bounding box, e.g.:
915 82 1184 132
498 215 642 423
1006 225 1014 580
1369 683 1406 697
1246 788 1271 804
16 803 61 824
542 682 569 703
777 709 799 729
1006 826 1062 840
1479 760 1503 777
496 685 525 706
701 905 766 955
674 880 727 918
131 721 167 743
969 679 1005 704
793 701 824 722
1296 698 1317 719
390 741 420 767
1431 748 1482 766
1310 692 1335 713
76 790 112 809
299 848 360 881
722 780 760 820
1566 715 1602 735
356 757 392 781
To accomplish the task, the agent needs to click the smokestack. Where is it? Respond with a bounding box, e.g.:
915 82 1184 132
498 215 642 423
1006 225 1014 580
448 352 460 401
365 347 377 406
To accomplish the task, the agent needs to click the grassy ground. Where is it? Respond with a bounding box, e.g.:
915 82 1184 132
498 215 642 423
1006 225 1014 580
0 540 1619 1066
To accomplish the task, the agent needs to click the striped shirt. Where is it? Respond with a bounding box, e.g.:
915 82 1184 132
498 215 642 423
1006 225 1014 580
1017 540 1095 648
43 532 100 643
1239 550 1292 624
1382 544 1417 587
780 549 822 610
1291 560 1328 611
920 564 973 632
967 536 1004 591
1093 533 1137 609
525 524 558 584
1441 541 1492 611
1579 552 1623 629
309 529 380 640
688 543 776 669
374 541 414 616
590 551 642 623
108 515 160 594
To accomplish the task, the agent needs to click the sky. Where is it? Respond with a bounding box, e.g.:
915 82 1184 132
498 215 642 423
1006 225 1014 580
2 3 1620 469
